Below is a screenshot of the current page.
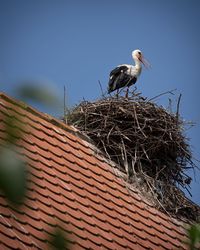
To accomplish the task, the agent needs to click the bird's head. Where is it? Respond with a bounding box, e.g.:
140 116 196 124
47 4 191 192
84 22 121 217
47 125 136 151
132 49 150 68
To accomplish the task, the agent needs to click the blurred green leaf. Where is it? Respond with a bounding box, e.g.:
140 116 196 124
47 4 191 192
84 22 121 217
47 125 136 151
50 228 68 250
17 83 58 107
187 224 200 249
5 115 22 144
0 146 27 205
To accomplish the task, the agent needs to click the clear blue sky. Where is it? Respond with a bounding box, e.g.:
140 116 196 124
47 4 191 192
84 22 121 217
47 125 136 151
0 0 200 204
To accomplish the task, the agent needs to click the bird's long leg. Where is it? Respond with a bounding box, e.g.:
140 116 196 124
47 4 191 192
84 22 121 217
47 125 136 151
116 89 119 99
131 86 137 96
125 87 129 98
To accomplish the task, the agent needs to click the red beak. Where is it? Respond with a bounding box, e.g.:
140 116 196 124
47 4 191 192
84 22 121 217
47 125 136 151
139 56 151 69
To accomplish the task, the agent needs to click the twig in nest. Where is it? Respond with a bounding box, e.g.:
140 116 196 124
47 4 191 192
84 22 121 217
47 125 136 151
148 89 177 102
176 93 182 118
98 80 106 98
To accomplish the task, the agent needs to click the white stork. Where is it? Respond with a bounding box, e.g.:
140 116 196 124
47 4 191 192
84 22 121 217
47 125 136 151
108 49 150 97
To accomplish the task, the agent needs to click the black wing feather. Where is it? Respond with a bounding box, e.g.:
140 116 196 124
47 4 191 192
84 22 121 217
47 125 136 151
109 65 128 77
108 66 137 93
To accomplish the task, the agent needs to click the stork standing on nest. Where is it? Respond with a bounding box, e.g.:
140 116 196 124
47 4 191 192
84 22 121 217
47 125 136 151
108 49 150 97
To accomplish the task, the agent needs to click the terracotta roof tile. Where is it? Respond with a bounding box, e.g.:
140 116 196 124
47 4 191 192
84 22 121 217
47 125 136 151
0 92 192 249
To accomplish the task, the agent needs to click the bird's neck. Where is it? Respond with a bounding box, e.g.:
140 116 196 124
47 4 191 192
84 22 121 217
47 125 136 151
134 58 142 69
134 59 142 75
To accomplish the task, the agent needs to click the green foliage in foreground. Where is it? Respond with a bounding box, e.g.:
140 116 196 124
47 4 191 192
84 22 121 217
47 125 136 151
187 223 200 250
49 228 69 250
0 146 27 205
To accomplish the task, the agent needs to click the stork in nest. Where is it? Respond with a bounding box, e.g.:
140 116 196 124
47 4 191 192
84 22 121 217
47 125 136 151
108 49 150 98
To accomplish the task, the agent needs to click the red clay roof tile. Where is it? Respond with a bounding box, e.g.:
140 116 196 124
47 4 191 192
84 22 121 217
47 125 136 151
0 92 192 249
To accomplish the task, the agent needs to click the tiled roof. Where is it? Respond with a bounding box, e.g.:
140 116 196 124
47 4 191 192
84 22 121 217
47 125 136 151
0 92 189 249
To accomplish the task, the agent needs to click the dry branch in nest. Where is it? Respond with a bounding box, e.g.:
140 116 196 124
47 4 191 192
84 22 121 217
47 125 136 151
67 92 200 221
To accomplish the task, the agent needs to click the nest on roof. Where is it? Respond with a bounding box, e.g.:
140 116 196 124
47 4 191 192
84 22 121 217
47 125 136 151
67 92 200 221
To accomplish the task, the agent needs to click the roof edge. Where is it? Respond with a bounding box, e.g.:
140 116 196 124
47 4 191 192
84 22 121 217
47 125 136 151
0 92 92 144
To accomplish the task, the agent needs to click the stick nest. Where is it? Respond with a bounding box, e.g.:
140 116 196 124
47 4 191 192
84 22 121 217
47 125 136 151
67 93 200 221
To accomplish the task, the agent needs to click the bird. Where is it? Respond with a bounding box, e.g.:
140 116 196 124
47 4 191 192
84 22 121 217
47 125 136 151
108 49 149 97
